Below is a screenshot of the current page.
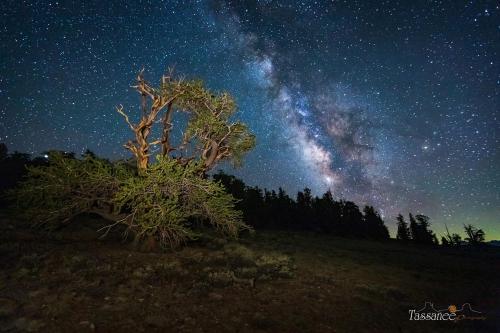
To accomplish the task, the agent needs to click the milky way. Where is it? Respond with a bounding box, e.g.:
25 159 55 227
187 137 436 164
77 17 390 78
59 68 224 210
0 0 498 238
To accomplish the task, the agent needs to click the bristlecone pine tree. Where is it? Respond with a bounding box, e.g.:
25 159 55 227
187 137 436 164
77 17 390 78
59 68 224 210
10 69 256 247
116 69 255 172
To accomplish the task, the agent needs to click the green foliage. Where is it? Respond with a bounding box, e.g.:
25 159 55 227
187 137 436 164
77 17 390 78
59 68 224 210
8 152 130 226
172 79 256 169
114 156 248 247
9 153 249 248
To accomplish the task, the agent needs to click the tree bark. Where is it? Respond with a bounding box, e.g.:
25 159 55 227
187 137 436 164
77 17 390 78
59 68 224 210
204 139 219 170
161 101 175 156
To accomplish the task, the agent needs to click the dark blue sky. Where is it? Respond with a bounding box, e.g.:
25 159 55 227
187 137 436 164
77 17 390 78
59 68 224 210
1 0 498 238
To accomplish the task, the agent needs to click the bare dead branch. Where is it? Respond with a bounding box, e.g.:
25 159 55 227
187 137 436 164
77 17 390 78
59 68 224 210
116 105 135 131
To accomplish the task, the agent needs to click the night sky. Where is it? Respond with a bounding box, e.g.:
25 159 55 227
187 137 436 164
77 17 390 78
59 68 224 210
1 1 499 238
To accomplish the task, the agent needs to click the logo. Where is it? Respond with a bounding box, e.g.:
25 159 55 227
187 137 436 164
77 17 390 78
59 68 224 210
409 302 486 321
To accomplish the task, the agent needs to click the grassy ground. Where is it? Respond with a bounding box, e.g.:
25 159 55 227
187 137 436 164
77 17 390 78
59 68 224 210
0 213 498 332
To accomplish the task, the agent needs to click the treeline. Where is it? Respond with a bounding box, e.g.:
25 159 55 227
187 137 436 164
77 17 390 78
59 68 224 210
214 172 488 246
395 213 487 246
213 172 390 240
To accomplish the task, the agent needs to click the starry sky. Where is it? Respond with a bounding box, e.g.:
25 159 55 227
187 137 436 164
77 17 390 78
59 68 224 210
1 0 499 238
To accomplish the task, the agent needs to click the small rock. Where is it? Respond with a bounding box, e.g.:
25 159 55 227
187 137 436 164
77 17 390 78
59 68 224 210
79 321 96 331
28 289 47 298
100 304 113 311
208 292 223 301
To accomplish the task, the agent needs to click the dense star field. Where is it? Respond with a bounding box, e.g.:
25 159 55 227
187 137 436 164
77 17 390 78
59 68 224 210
0 1 498 238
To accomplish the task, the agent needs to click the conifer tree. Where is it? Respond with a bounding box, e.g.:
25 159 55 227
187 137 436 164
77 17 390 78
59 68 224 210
463 224 485 246
363 206 390 240
10 70 256 248
396 214 410 241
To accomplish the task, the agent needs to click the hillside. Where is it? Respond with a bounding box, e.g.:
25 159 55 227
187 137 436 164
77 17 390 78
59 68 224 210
0 213 498 332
